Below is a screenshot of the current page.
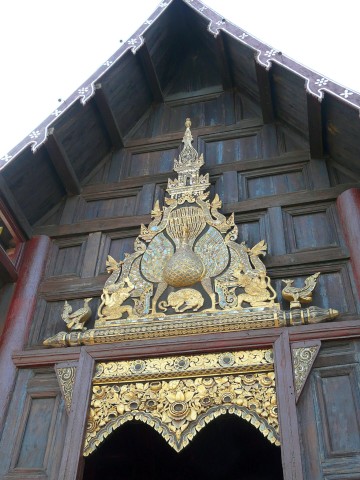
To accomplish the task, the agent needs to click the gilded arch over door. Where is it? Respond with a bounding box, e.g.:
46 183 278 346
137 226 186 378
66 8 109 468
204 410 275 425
84 349 280 456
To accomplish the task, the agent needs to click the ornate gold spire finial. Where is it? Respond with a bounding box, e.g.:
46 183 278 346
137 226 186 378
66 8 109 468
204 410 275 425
167 118 210 200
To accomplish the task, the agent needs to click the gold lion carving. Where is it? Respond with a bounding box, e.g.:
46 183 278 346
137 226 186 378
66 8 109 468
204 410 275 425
159 288 204 313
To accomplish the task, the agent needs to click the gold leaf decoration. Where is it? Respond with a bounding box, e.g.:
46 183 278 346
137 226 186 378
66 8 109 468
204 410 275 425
292 345 320 400
84 349 279 455
84 373 279 455
56 366 77 414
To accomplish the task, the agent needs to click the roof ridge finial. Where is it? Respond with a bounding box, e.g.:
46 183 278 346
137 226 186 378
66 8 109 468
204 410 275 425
166 118 210 199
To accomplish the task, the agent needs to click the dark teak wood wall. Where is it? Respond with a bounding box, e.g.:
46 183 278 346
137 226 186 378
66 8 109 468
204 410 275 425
0 8 360 477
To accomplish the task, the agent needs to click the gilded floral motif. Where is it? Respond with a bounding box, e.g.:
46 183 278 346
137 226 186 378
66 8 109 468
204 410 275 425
93 349 274 384
84 372 279 455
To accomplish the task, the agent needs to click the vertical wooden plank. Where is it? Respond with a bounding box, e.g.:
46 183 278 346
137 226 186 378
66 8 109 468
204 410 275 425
136 183 156 215
58 348 94 480
309 158 330 189
81 233 102 278
274 330 304 480
261 124 279 159
60 196 80 225
222 171 238 204
0 235 51 434
0 369 32 477
223 91 236 126
267 207 287 256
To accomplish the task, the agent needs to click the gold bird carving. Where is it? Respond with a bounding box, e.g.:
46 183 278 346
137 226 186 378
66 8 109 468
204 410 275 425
61 298 93 331
282 272 320 306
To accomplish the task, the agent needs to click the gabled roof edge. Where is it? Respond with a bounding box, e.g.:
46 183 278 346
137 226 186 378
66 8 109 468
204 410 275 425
1 0 359 169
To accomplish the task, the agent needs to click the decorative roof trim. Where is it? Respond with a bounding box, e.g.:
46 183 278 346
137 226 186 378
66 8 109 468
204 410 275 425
1 0 359 168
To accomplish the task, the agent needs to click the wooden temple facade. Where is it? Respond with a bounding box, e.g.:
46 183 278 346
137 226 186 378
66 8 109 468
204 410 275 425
0 1 360 478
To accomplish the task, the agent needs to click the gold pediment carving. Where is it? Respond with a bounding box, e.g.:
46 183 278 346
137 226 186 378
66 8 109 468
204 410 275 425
44 119 338 348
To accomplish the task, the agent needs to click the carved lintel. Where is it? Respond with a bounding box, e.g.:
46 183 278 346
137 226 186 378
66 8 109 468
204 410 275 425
291 341 321 402
43 306 338 348
55 361 78 414
84 349 279 456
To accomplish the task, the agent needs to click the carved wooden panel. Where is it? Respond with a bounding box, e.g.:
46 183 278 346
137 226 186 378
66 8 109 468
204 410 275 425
84 196 137 220
0 369 67 480
242 165 309 200
130 92 239 140
203 133 261 166
271 263 359 317
16 396 58 469
235 212 267 248
298 340 360 479
316 366 360 457
45 238 87 278
98 234 137 274
128 148 178 177
283 203 343 252
28 298 99 346
29 82 359 360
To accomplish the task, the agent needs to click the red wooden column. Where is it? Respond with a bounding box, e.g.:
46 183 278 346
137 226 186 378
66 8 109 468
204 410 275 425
0 235 50 432
337 188 360 296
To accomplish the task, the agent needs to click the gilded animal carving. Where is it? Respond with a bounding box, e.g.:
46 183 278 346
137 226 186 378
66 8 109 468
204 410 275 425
62 298 92 331
233 270 276 307
282 272 320 308
159 289 204 313
98 278 136 321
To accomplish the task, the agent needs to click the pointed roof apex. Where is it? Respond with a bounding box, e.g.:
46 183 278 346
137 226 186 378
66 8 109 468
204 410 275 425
1 0 360 168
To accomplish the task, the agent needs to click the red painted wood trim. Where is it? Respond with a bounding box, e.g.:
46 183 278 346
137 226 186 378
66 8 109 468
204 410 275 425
274 331 304 480
337 188 360 296
0 235 51 433
12 319 360 368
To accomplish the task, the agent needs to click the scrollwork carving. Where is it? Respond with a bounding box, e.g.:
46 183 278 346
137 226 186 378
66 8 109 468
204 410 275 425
85 372 279 455
56 366 77 414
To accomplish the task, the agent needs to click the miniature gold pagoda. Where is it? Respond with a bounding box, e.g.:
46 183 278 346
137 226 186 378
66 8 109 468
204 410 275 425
44 119 338 348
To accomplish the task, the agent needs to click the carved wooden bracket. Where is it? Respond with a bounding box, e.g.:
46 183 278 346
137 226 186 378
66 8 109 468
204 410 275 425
291 340 321 402
55 361 78 414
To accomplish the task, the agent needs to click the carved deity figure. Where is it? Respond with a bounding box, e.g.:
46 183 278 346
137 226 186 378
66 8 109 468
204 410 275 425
98 278 136 321
232 268 276 307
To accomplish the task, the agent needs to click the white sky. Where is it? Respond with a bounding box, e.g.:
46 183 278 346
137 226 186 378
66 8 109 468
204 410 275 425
0 0 359 159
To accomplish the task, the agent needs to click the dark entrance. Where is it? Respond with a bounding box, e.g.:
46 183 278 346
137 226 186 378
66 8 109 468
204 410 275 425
83 415 283 479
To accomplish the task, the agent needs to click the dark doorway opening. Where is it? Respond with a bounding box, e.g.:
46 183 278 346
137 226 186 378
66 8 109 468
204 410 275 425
83 414 283 479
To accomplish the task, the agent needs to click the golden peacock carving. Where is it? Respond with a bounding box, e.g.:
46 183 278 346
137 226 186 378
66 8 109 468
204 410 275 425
282 272 320 308
44 119 338 348
61 298 92 331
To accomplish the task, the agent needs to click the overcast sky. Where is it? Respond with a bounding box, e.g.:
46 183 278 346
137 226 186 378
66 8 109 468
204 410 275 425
0 0 359 159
